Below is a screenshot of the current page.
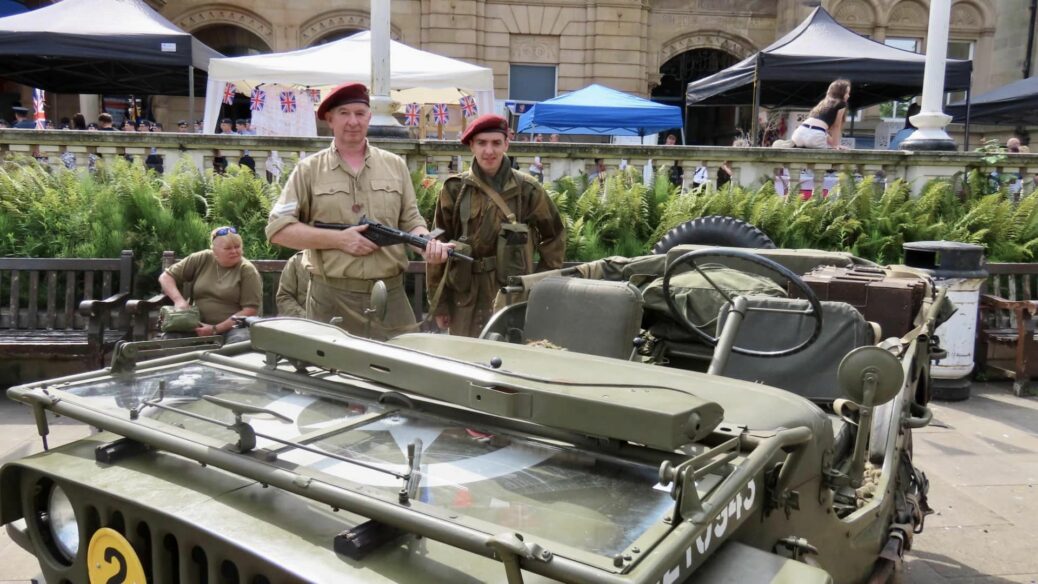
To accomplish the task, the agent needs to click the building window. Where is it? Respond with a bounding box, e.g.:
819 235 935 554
946 40 974 105
509 65 556 102
879 37 975 117
881 37 921 120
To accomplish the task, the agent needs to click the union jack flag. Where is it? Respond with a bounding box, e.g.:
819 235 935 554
32 88 45 130
222 83 237 105
404 103 421 127
432 103 449 126
458 95 477 118
308 89 321 104
249 88 265 111
279 91 297 113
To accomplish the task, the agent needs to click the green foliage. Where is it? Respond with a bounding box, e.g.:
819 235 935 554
412 169 442 225
6 155 1038 290
0 156 286 294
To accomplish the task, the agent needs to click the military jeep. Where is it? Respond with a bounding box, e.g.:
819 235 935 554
1 244 947 583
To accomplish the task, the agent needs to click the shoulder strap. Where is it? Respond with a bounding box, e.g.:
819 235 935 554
458 184 472 240
467 173 517 223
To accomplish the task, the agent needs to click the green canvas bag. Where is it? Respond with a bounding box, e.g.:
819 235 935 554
159 305 201 333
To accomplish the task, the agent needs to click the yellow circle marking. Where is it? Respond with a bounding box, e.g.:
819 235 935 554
87 527 146 584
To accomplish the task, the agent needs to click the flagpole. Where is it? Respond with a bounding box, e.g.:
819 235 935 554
188 66 195 130
902 0 956 151
368 0 407 138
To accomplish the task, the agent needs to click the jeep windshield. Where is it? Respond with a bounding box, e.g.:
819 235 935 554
54 361 686 563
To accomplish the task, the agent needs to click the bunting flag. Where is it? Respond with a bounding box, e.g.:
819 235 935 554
32 88 45 129
403 103 421 127
308 88 322 105
459 95 478 118
249 88 266 111
279 91 297 113
222 83 237 105
432 103 449 126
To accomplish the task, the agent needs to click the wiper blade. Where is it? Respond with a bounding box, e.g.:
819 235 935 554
138 397 412 483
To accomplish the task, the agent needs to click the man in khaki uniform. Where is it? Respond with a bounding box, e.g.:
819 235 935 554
275 251 309 317
428 114 565 337
266 83 449 339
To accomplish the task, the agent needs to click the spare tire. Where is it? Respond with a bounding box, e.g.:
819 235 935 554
652 215 776 254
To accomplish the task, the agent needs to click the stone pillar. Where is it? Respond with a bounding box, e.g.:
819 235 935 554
78 95 100 123
369 0 407 138
902 0 956 152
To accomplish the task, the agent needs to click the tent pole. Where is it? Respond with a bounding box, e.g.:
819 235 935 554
963 85 972 150
681 106 687 144
189 66 195 128
750 60 762 146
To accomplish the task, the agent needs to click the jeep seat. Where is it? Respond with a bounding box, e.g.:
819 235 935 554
524 277 644 359
717 297 875 402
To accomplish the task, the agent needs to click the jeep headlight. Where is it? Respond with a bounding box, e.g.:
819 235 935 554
45 484 79 561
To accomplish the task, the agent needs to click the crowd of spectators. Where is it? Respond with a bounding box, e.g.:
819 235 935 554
2 103 247 135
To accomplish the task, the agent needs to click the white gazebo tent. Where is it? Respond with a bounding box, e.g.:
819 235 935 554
202 31 494 135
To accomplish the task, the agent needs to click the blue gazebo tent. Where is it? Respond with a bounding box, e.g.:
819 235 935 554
516 84 683 136
0 0 27 18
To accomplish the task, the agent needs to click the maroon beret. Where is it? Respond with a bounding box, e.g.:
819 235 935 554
460 113 509 145
317 83 370 119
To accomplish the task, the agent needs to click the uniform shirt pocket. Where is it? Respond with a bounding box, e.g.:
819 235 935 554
312 182 353 224
370 177 403 224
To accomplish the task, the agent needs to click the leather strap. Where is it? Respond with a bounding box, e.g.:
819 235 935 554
467 173 517 223
427 256 452 322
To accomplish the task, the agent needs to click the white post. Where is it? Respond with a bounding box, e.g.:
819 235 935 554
78 95 100 123
902 0 956 151
368 0 406 137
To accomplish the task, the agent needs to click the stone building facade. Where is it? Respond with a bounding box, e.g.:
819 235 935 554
6 0 1030 144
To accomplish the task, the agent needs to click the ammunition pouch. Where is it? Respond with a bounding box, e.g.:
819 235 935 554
496 223 533 285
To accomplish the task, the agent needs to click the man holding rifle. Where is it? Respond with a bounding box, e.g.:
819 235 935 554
266 82 450 339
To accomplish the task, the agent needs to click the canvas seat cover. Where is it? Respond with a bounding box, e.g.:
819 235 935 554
718 297 874 402
524 277 643 359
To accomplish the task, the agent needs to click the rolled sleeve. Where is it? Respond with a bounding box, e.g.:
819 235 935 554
266 163 309 240
165 252 204 287
239 263 264 310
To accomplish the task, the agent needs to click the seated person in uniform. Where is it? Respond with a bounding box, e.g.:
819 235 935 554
158 226 262 343
276 251 310 317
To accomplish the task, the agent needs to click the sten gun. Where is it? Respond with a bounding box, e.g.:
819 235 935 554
314 216 474 262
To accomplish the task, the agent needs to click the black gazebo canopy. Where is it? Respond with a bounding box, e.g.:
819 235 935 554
946 75 1038 126
0 0 221 95
686 7 973 111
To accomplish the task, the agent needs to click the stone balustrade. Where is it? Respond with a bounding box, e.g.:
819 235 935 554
3 129 1038 195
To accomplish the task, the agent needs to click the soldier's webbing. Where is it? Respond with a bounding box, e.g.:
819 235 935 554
428 171 521 324
459 186 472 240
427 183 471 322
467 173 517 223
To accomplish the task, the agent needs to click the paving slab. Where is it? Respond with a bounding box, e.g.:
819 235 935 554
911 524 1038 579
921 453 1038 488
920 471 1012 529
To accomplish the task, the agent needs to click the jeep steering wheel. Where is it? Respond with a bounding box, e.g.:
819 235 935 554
661 248 824 358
